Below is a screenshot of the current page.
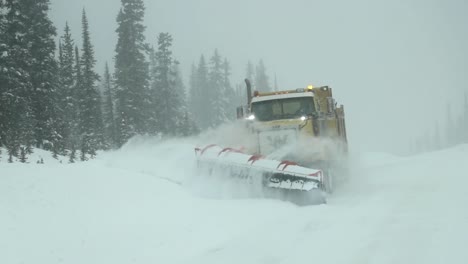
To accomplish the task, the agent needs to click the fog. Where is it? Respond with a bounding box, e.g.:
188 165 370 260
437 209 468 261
49 0 468 154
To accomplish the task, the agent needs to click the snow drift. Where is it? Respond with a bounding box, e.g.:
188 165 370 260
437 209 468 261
1 136 468 264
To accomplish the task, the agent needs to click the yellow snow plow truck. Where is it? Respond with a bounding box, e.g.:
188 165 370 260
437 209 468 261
195 79 348 204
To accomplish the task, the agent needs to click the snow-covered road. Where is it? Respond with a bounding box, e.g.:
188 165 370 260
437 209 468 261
1 139 468 264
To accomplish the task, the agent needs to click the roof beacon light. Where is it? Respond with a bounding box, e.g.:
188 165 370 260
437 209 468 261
307 84 314 90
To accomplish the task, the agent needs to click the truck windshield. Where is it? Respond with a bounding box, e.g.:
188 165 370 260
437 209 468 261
251 97 315 121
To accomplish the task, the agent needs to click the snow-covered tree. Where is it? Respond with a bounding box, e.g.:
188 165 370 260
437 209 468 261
195 55 210 129
0 1 7 148
114 0 150 146
188 64 199 119
150 32 184 135
0 0 42 157
172 62 195 135
222 58 236 120
58 22 78 150
208 49 227 127
101 62 117 148
19 0 60 150
79 9 104 156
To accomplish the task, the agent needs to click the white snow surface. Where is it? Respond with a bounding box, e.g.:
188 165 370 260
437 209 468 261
1 137 468 264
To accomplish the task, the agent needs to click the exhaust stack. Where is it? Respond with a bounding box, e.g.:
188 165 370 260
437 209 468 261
245 78 252 105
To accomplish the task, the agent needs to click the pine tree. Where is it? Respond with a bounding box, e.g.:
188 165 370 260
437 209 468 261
208 49 227 127
148 47 160 134
80 146 87 161
114 0 150 146
69 146 76 163
222 58 236 120
59 22 77 150
0 1 6 148
172 61 191 135
188 63 203 129
73 45 83 151
8 150 13 163
19 0 59 149
102 62 117 148
179 111 199 136
0 0 36 155
196 55 210 129
79 9 104 155
150 32 182 135
52 146 58 159
255 59 271 92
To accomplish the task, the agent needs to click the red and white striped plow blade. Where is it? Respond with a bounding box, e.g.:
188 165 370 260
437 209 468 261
194 144 323 191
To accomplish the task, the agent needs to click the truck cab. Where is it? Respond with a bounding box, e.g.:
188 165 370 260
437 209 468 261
237 81 348 167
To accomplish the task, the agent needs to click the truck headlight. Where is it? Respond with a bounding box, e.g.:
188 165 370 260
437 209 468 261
246 114 255 120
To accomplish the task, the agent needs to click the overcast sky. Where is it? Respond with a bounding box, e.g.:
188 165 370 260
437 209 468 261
49 0 468 154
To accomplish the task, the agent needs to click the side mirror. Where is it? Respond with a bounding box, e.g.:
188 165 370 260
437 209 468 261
308 112 319 119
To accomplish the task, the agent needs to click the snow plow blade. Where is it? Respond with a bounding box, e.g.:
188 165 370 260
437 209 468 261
194 145 324 194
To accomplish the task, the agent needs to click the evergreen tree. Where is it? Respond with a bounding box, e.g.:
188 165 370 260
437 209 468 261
0 0 35 156
73 45 83 150
79 9 104 155
150 32 183 135
172 61 191 134
58 40 63 69
102 62 117 148
114 0 150 146
188 63 203 129
68 146 76 163
179 111 199 136
255 59 271 92
0 1 6 148
8 149 13 163
58 22 77 150
148 47 160 134
208 49 228 127
196 55 210 129
18 0 59 149
222 58 236 120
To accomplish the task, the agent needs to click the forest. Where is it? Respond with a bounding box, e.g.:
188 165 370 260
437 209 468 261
0 0 276 162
